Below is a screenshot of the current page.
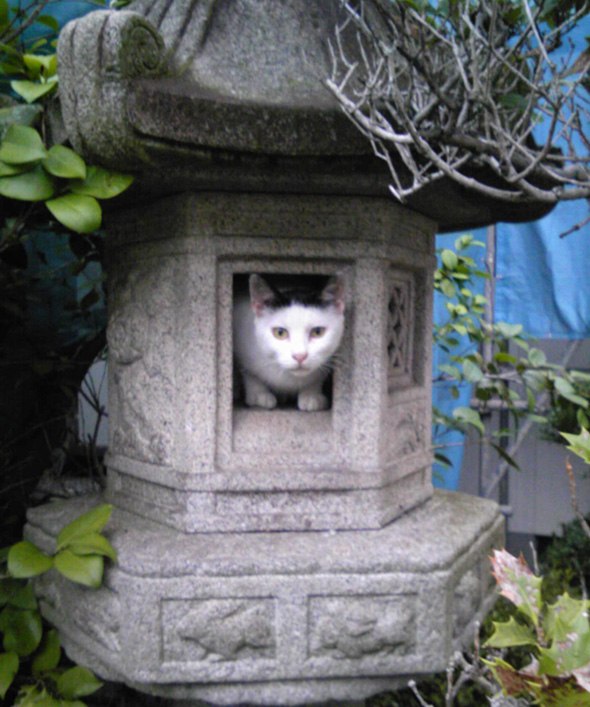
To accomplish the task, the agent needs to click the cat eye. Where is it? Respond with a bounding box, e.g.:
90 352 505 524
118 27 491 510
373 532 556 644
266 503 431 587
310 327 326 339
272 327 289 340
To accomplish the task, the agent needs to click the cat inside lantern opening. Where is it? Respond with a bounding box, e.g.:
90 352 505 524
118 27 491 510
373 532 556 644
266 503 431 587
233 274 345 411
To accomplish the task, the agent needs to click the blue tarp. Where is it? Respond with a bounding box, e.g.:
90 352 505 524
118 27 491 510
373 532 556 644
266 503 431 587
496 202 590 339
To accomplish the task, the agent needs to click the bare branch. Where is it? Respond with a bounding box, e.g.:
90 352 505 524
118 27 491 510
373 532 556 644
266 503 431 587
329 0 590 206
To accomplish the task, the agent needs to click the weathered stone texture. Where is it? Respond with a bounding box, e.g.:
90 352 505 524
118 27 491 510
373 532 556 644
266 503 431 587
103 192 436 533
27 491 504 705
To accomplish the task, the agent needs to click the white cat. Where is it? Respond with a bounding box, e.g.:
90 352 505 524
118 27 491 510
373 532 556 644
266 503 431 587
233 274 345 411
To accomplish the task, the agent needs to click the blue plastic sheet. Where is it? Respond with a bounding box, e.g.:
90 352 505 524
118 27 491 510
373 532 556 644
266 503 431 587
495 202 590 339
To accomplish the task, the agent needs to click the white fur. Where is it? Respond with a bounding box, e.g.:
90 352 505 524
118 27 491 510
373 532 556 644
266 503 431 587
233 297 344 411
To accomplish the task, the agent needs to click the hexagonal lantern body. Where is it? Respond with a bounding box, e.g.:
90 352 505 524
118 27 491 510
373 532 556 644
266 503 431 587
105 193 435 533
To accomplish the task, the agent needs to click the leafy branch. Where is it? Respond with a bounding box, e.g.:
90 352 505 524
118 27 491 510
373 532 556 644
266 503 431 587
0 504 115 706
432 234 589 479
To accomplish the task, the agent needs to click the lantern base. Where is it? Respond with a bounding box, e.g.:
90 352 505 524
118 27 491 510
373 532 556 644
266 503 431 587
26 489 503 706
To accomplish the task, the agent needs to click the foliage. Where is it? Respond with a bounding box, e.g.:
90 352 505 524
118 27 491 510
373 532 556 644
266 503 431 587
328 0 590 206
0 504 115 706
485 548 590 705
542 381 590 444
0 0 132 543
432 234 589 477
540 513 590 604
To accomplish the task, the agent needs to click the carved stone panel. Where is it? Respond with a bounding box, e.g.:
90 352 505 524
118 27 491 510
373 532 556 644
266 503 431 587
387 269 414 391
35 573 121 654
390 405 426 459
162 598 276 663
108 260 176 465
308 595 416 660
453 569 481 640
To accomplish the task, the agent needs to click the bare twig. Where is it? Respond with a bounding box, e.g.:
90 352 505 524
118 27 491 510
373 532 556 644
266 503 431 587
329 0 590 205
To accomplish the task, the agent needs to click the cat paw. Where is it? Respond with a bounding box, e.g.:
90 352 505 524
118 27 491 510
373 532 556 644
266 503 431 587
297 392 328 411
246 391 278 409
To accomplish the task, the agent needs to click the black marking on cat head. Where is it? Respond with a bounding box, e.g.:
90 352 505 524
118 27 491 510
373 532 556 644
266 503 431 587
249 274 345 316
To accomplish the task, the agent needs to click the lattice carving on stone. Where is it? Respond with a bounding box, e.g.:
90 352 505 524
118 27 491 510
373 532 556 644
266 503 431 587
387 270 414 391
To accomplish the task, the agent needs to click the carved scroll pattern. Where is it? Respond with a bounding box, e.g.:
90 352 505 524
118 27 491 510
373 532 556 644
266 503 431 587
308 595 416 660
387 271 414 391
163 599 276 663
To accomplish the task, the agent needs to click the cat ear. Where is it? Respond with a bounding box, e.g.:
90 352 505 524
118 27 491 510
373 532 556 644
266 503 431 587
249 274 275 316
321 276 345 313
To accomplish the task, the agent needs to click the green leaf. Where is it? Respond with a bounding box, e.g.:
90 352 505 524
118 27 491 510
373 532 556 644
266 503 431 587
490 442 520 470
0 160 31 177
0 651 18 699
0 607 42 657
527 347 547 367
53 550 104 589
495 322 523 339
45 194 101 234
14 685 61 706
452 407 485 434
11 77 58 103
56 666 103 700
490 549 543 626
0 124 47 163
441 249 458 270
67 533 117 563
23 54 57 77
7 542 53 578
434 452 453 468
440 278 456 298
494 352 518 365
8 582 37 611
36 15 60 33
0 165 55 201
554 376 575 396
70 166 133 199
463 358 483 383
43 146 86 179
438 364 461 379
484 616 537 648
56 505 113 550
544 592 590 643
32 629 60 676
561 429 590 464
0 578 32 608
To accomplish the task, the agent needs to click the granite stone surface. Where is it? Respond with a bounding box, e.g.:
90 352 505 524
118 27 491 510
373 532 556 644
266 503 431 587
102 191 436 533
27 490 504 706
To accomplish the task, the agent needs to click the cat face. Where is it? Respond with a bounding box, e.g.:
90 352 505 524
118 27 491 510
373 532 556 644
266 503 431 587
249 275 345 376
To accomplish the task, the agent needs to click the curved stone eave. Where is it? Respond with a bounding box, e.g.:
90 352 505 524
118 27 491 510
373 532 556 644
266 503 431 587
126 76 372 156
99 134 555 234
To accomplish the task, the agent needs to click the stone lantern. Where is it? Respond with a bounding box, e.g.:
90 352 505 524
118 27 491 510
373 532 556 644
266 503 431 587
25 1 545 704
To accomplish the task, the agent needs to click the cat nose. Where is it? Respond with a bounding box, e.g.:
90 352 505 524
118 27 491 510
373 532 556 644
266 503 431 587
292 352 308 364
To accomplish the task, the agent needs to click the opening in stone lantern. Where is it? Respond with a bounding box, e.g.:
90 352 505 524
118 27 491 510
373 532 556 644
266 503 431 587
231 271 343 412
